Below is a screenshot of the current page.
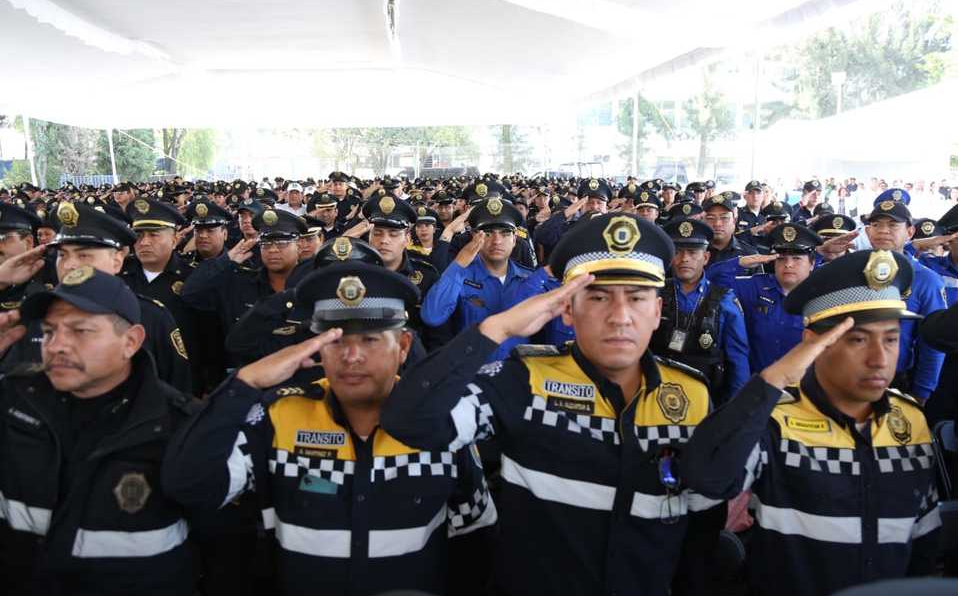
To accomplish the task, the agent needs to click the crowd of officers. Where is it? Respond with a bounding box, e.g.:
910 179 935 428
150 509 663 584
0 171 957 596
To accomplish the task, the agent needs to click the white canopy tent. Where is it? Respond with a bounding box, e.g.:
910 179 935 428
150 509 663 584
1 0 874 129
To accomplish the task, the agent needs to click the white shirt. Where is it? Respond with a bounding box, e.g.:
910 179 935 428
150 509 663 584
276 203 307 216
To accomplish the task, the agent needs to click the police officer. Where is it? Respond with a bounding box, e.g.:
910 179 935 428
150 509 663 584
120 198 196 361
909 204 958 306
382 213 722 596
178 197 232 394
225 236 428 368
182 197 231 265
422 197 534 361
684 249 940 596
737 180 767 235
182 208 307 339
791 180 828 224
163 262 495 596
708 223 824 373
703 191 757 277
306 192 343 240
811 213 858 240
533 177 611 261
447 181 538 269
361 193 446 349
862 191 945 398
0 266 197 594
0 202 192 393
652 218 750 404
633 189 662 223
0 201 44 312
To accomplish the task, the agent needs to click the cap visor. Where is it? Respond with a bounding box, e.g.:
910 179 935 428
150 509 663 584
21 290 115 323
810 308 922 330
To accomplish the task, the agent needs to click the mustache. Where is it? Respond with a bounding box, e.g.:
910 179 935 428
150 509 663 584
44 358 84 371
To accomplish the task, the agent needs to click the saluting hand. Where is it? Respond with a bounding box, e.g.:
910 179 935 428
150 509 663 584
342 220 372 238
759 317 854 389
816 230 859 261
236 328 344 390
454 231 485 268
738 254 778 269
479 273 594 343
564 197 589 220
911 232 958 254
227 238 258 264
0 246 46 290
0 310 27 356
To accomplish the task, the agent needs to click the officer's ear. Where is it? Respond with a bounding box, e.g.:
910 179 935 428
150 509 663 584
396 328 413 364
702 249 711 265
122 324 146 359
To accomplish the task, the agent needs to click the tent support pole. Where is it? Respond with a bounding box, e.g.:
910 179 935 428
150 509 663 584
106 128 119 183
631 93 639 176
22 116 39 187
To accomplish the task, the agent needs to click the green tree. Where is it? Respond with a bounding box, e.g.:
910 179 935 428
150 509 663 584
178 129 218 177
496 125 533 173
616 95 675 175
160 129 187 174
682 65 736 177
96 129 156 181
790 1 953 118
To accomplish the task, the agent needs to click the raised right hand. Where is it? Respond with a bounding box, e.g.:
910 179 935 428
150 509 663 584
237 328 343 390
0 310 27 355
454 230 485 268
478 273 594 343
228 239 258 264
760 317 854 389
738 254 778 269
0 246 46 290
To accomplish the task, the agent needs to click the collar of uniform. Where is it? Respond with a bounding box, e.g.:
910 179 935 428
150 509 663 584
710 235 743 258
570 343 661 413
677 274 709 299
799 365 890 431
471 255 522 283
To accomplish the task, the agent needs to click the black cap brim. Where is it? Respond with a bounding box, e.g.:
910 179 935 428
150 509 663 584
21 290 118 323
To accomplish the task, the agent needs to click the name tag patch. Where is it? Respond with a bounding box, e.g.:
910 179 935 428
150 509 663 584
296 430 346 445
543 379 595 399
786 417 831 433
551 397 595 415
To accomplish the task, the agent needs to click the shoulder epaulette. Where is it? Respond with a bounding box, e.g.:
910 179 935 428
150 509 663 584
887 387 922 409
778 385 800 405
512 344 564 358
170 392 206 416
653 355 709 385
516 227 528 239
409 257 437 273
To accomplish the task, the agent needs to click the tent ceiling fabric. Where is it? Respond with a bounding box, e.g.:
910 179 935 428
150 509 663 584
3 0 851 128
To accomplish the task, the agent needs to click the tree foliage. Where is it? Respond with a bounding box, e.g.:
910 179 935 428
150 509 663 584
178 129 218 177
789 1 953 118
96 129 156 181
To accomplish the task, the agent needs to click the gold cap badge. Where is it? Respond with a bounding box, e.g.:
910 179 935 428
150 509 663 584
336 276 366 306
57 202 79 228
602 216 641 255
62 265 94 286
863 250 899 291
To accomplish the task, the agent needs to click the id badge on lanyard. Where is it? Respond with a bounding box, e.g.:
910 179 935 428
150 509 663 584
668 329 688 352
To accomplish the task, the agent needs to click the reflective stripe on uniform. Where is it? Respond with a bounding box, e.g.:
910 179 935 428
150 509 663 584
500 455 615 511
274 508 447 558
754 498 861 543
0 491 52 535
71 519 189 558
368 507 446 557
630 491 687 519
223 431 250 507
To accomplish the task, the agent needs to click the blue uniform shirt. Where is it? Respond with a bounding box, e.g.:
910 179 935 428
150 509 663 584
672 275 751 402
508 267 575 346
915 252 958 306
707 258 805 373
421 256 533 361
900 255 946 398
